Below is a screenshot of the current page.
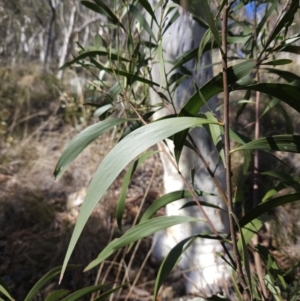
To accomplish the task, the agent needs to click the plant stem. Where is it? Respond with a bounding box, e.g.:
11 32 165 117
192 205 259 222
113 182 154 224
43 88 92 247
221 3 250 300
187 133 229 208
252 2 268 297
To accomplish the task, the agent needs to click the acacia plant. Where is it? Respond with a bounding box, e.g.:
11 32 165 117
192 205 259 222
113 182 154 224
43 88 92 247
50 0 300 300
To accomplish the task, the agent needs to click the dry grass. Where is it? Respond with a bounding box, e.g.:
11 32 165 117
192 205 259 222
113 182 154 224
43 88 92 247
0 65 166 300
0 113 165 299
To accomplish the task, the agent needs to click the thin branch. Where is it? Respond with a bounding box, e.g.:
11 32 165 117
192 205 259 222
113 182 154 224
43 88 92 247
252 2 269 297
221 3 250 300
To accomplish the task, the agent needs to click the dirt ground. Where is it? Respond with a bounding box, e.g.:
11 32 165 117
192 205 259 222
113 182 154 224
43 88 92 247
0 111 173 300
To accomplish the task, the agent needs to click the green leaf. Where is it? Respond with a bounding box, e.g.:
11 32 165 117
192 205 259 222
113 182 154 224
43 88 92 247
179 200 225 211
264 68 300 82
93 104 113 118
228 128 251 145
238 219 263 252
85 216 201 271
261 170 299 182
107 80 125 100
276 103 294 134
116 151 158 231
261 171 300 201
153 233 227 300
173 115 250 170
119 121 143 140
54 118 129 180
138 0 157 26
264 0 298 50
204 112 225 166
130 4 156 41
232 135 300 153
118 111 155 141
262 59 293 66
171 35 250 72
60 48 129 69
0 283 13 301
119 216 202 249
239 193 300 227
60 117 217 281
198 29 213 62
196 0 220 47
24 266 76 301
255 1 277 49
162 6 180 37
262 181 297 202
90 58 159 87
180 60 255 116
60 285 108 301
264 274 282 301
235 75 256 86
82 0 126 32
231 271 243 301
154 237 192 299
45 290 70 301
234 83 300 114
174 83 213 164
173 128 189 165
278 44 300 55
260 98 279 118
227 33 252 45
140 190 220 223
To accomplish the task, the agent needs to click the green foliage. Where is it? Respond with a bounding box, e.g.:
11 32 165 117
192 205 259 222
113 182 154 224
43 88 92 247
0 265 123 301
52 0 300 300
24 266 76 301
56 116 218 283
